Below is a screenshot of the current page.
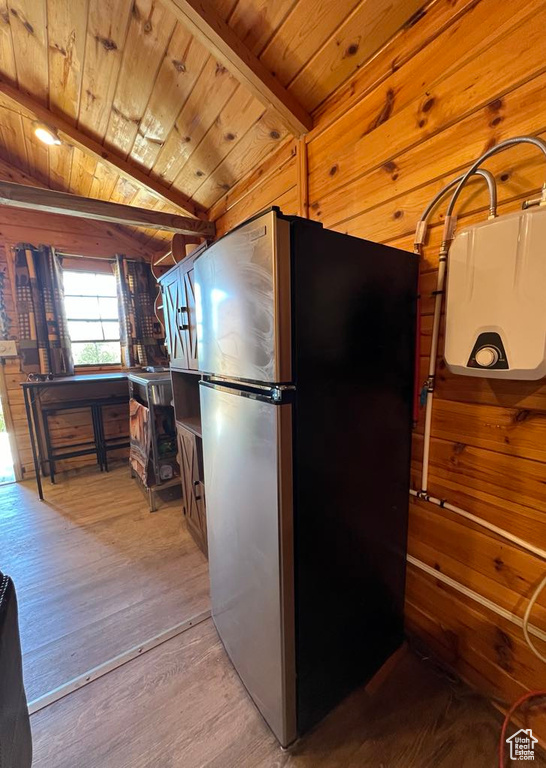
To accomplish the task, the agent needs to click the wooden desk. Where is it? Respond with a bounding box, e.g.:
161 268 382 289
22 373 130 500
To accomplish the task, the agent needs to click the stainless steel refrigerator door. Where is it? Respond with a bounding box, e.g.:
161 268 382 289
200 381 296 746
194 210 292 384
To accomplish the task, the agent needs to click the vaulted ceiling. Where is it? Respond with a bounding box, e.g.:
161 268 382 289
0 0 424 250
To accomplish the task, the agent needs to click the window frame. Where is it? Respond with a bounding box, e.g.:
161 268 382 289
63 268 122 368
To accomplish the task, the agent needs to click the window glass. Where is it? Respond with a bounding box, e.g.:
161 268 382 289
98 297 118 320
95 273 118 297
70 341 121 366
63 271 97 296
66 320 103 341
64 296 100 319
63 269 121 365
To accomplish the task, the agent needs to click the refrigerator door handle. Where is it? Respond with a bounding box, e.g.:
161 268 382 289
177 306 189 331
193 479 202 501
200 378 294 405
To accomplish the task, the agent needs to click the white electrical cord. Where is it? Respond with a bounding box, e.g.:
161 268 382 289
523 575 546 664
411 138 546 664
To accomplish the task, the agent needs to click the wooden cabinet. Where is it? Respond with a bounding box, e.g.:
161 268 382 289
161 255 208 555
183 268 199 371
160 265 190 370
177 421 207 556
159 256 199 372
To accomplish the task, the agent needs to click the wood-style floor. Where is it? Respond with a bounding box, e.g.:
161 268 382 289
30 620 528 768
4 465 542 766
0 465 209 701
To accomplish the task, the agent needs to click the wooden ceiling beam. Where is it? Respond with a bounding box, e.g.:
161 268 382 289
0 181 216 238
0 80 208 220
161 0 313 137
0 156 166 254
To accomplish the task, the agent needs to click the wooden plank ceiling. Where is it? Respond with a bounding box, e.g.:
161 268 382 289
0 0 424 250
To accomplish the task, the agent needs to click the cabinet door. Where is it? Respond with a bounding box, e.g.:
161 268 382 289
184 267 199 371
194 479 207 551
161 267 189 370
194 436 207 549
177 424 207 556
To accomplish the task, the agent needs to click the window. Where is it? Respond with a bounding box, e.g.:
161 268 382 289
63 270 121 366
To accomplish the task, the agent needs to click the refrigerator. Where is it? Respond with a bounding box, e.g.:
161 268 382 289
194 208 417 747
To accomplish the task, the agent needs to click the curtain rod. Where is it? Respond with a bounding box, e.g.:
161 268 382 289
13 245 145 264
56 251 145 264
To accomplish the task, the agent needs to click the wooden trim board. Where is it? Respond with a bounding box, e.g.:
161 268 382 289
28 609 212 715
0 182 216 238
161 0 313 137
296 138 308 218
0 80 208 219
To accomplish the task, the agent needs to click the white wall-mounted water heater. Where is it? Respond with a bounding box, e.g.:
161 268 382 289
444 205 546 380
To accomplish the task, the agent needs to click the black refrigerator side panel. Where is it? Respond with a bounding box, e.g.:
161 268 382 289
291 219 418 734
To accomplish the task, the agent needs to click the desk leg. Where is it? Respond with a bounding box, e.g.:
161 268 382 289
23 387 44 501
101 407 109 473
42 411 56 484
92 404 110 472
91 405 103 471
29 388 45 476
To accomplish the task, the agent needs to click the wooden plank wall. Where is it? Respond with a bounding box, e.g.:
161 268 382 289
211 0 546 735
0 202 151 478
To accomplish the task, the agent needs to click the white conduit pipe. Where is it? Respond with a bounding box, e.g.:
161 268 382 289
409 489 546 663
408 555 546 646
409 138 546 663
409 489 546 562
420 242 447 492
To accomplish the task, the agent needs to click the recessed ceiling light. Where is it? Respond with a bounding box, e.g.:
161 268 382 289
33 122 61 146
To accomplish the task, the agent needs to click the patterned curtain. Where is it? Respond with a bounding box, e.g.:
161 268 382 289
0 267 10 340
113 255 167 368
15 244 74 375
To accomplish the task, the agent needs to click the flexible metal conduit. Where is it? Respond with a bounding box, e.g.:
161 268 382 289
414 168 497 239
445 136 546 219
410 135 546 664
413 169 497 492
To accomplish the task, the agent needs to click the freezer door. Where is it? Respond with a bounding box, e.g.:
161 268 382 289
200 381 296 746
194 210 292 384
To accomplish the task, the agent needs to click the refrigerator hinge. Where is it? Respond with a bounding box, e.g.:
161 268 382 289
272 385 296 402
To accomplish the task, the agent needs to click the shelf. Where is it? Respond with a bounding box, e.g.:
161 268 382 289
176 417 202 438
171 367 201 375
157 451 178 460
172 372 201 429
147 476 181 491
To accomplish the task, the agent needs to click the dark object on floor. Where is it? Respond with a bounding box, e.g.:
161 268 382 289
0 571 32 768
